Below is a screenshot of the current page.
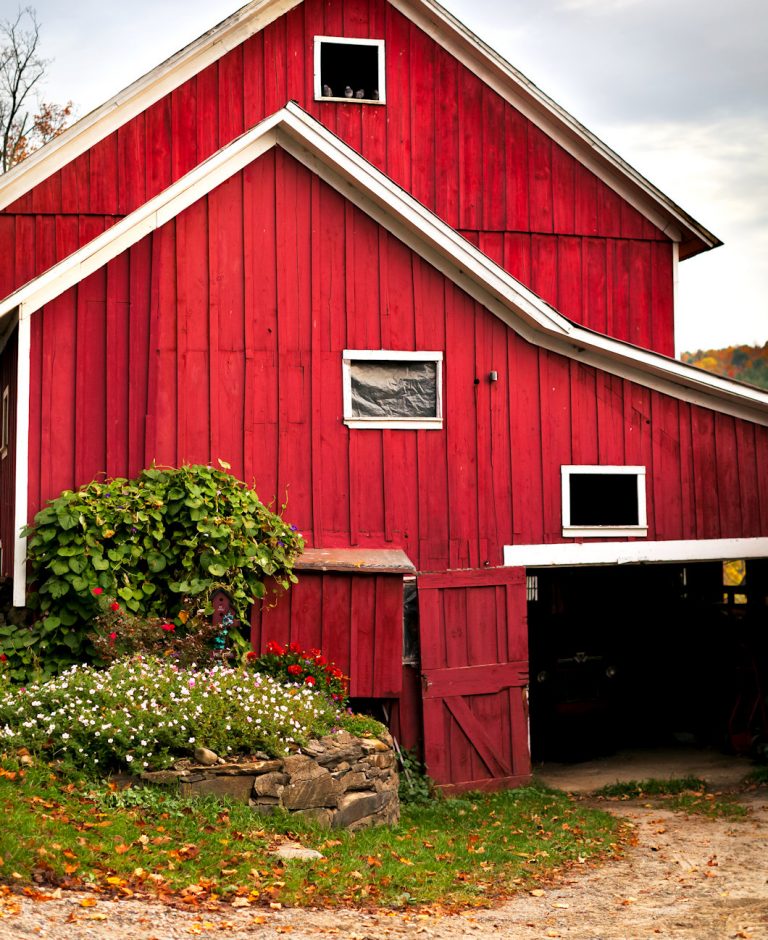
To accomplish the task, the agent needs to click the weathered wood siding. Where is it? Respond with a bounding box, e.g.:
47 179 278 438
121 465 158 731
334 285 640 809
1 0 674 354
25 152 768 570
250 571 404 698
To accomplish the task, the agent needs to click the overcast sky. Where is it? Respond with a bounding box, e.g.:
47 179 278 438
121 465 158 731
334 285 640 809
23 0 768 353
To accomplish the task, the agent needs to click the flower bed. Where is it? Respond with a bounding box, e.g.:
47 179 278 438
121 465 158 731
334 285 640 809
142 730 399 830
0 658 382 774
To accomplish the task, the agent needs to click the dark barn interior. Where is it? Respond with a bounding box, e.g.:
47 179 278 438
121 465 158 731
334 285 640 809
527 559 768 764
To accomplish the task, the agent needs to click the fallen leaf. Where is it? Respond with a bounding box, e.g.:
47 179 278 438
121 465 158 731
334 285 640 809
79 898 98 908
529 889 545 897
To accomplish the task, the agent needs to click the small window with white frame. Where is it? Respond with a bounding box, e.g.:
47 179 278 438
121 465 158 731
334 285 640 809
314 37 385 104
342 350 443 429
0 385 9 460
561 465 647 537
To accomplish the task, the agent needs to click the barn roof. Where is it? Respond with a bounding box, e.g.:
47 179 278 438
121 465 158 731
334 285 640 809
0 0 718 259
0 103 764 427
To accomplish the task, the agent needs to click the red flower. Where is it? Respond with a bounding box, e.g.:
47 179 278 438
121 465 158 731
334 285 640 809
304 675 316 686
92 587 104 596
0 653 7 662
161 623 175 632
289 642 301 654
313 655 327 666
108 632 117 645
110 602 120 612
287 664 303 676
266 640 284 655
246 651 258 661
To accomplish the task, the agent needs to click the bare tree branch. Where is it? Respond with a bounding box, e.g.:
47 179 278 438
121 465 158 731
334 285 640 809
0 6 73 173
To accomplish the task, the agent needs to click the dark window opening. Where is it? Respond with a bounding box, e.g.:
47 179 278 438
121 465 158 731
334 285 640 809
319 41 381 101
569 473 639 526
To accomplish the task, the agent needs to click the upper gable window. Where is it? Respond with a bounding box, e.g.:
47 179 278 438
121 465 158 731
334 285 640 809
561 465 648 538
343 350 442 429
314 37 386 104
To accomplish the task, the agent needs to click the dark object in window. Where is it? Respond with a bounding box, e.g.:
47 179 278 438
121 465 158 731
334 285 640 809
316 39 384 103
350 360 437 419
569 472 639 526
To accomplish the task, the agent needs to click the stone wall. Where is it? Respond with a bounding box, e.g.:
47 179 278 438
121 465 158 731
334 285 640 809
141 730 399 830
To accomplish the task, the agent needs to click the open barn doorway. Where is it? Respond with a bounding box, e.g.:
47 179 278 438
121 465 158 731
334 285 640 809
527 559 768 769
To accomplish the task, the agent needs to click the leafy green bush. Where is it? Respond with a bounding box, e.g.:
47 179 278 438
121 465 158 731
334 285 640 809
10 464 303 678
0 657 378 774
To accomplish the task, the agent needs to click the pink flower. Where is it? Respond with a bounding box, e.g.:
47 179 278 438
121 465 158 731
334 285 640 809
161 623 175 632
92 587 103 596
110 602 120 612
109 632 117 646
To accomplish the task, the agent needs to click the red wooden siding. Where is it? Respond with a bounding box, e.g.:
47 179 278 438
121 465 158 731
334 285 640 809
418 567 530 792
1 0 673 354
0 327 17 577
250 572 404 698
25 151 768 569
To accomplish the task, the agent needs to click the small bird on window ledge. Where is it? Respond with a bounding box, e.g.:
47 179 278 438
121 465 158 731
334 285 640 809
344 86 354 98
322 83 333 97
355 88 365 98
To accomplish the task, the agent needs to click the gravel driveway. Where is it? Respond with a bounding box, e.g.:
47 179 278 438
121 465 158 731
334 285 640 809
2 791 767 939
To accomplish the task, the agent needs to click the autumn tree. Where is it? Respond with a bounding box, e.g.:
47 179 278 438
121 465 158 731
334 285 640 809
0 7 72 173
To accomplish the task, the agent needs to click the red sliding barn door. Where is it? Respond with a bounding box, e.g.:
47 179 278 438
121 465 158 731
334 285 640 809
418 567 530 792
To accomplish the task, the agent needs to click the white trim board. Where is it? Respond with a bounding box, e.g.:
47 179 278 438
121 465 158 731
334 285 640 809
503 537 768 568
0 0 717 257
13 315 30 607
0 103 766 427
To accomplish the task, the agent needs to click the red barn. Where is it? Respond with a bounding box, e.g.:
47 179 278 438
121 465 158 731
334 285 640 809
1 0 766 791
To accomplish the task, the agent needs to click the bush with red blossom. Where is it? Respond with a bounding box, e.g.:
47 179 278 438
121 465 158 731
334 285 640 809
247 639 349 705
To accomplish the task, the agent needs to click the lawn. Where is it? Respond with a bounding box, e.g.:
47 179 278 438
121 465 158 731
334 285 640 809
0 762 622 910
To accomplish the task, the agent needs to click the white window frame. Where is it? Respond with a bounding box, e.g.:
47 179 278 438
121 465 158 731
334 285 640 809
342 349 443 430
313 36 386 105
0 385 8 460
561 465 648 538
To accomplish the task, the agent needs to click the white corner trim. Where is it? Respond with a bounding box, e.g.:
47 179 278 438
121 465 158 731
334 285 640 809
13 314 30 607
313 36 386 104
342 349 443 430
503 537 768 568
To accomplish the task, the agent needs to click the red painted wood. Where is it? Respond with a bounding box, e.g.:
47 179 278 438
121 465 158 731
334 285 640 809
1 0 677 358
418 567 530 789
18 150 766 572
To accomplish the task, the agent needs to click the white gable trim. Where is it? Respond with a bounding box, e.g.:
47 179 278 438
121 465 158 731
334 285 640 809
504 537 768 568
0 0 717 255
0 103 765 425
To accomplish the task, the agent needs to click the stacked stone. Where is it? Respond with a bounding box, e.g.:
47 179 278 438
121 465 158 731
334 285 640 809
140 730 399 830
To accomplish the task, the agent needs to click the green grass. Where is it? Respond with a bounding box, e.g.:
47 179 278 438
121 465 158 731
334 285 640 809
593 776 748 820
0 763 621 910
594 776 707 799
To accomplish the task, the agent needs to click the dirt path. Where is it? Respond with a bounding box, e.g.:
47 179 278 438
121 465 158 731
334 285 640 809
2 791 767 940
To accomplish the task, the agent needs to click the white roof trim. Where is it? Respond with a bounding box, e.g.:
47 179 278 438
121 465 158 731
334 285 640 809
504 537 768 568
0 103 764 428
0 0 717 255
